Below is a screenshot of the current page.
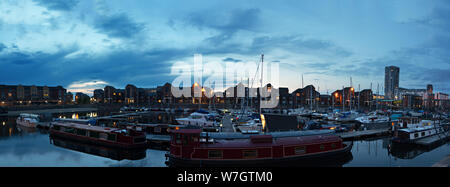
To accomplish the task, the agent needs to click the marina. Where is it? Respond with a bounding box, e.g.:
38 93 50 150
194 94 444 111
0 108 449 167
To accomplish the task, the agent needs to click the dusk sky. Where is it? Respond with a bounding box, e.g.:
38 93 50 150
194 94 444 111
0 0 449 95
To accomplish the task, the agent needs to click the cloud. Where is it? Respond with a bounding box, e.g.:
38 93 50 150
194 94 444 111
67 80 109 95
185 8 261 46
93 13 145 39
33 0 79 11
0 43 6 52
250 35 353 58
223 57 242 62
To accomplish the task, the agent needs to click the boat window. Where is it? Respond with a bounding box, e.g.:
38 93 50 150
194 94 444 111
183 135 189 145
243 150 257 158
76 129 87 136
414 133 419 138
295 146 306 155
134 137 146 143
421 132 426 136
108 134 116 141
331 143 336 149
53 125 60 131
208 150 223 159
99 133 108 140
89 131 99 138
175 134 181 144
64 127 75 134
191 136 199 143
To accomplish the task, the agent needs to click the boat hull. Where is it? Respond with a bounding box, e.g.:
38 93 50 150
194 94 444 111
49 130 147 149
166 142 353 167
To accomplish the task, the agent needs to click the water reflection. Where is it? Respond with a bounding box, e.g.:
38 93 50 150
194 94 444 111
50 137 146 161
345 137 450 167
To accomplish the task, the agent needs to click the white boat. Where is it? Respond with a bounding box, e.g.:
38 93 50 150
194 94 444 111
356 115 389 124
176 112 218 127
16 113 40 128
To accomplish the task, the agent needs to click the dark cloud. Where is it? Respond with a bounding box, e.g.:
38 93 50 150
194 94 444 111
0 43 6 52
94 13 145 39
185 8 261 46
250 36 353 57
33 0 79 11
0 44 189 88
223 57 242 62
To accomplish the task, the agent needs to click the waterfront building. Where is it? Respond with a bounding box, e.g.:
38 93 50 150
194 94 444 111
331 87 355 108
402 94 423 109
0 84 68 106
291 85 320 108
385 66 400 100
93 89 104 103
75 92 90 104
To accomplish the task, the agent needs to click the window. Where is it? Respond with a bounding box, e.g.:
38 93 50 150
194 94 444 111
76 129 86 136
414 133 419 138
175 134 181 144
295 146 306 155
320 144 325 151
99 133 108 140
191 136 199 143
134 137 146 143
108 134 116 141
243 150 257 158
421 132 425 136
331 143 336 149
64 128 75 134
89 131 99 138
208 150 223 159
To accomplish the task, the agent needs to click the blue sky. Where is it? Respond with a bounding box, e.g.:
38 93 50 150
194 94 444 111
0 0 449 95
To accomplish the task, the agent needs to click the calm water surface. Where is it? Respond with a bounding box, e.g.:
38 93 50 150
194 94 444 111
0 112 448 167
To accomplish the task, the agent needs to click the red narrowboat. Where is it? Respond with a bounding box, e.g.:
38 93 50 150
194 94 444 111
49 122 147 149
165 129 353 167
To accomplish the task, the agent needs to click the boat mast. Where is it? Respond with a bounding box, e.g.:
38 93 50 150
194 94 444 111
342 86 345 112
350 77 352 112
259 54 264 115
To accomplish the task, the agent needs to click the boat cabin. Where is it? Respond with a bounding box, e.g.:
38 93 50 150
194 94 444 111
50 122 147 148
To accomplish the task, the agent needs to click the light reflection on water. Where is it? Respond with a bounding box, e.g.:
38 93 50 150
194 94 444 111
0 112 449 167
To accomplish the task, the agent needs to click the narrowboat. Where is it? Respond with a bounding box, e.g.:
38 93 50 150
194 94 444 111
49 122 147 149
392 125 449 144
165 128 353 167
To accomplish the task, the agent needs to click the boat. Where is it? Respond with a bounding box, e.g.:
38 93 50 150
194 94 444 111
392 125 449 145
49 122 147 149
16 113 40 128
175 111 219 127
355 115 389 124
165 128 353 167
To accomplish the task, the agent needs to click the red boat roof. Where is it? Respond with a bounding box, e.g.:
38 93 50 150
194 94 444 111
203 135 341 149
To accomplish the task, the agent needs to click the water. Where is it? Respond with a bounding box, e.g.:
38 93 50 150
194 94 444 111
0 112 448 167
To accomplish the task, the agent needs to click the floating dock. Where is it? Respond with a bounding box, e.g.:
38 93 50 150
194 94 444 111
337 128 391 140
414 133 450 146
